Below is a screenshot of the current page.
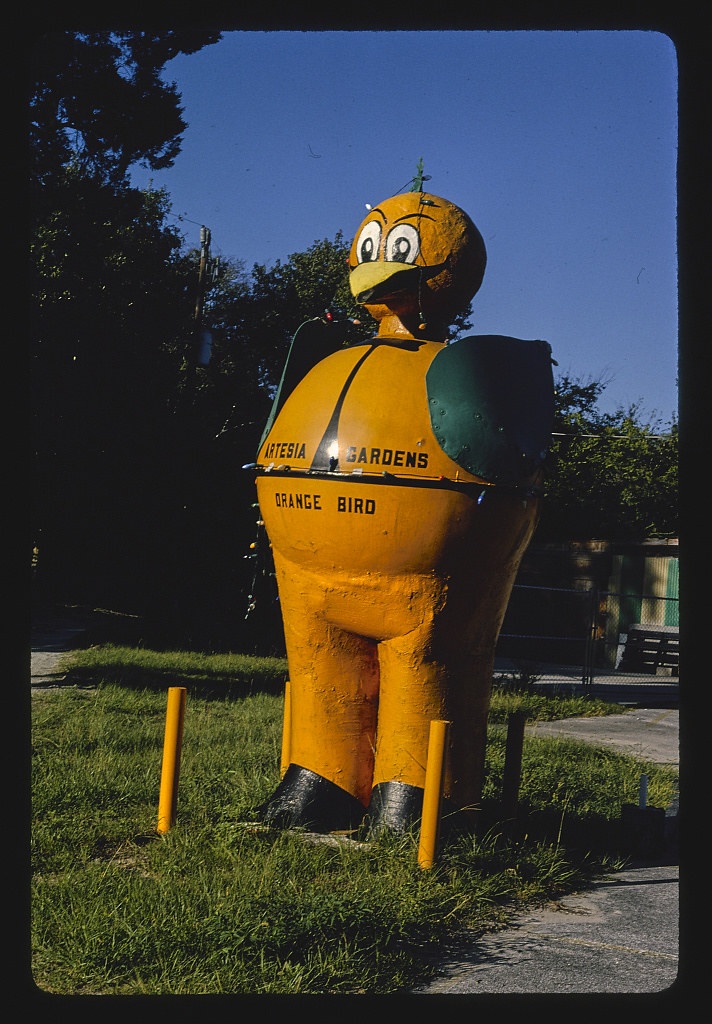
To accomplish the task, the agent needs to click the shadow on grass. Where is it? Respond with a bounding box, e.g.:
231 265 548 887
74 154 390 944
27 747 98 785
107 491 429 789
62 659 288 700
475 795 676 868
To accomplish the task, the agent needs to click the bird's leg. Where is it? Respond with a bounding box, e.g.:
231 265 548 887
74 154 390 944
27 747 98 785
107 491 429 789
366 600 497 837
257 571 379 832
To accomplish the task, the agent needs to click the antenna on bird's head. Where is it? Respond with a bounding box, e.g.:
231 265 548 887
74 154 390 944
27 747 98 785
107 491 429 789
410 158 431 193
395 159 432 195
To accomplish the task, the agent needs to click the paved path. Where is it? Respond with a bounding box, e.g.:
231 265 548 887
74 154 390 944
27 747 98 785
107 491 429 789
31 625 88 687
415 863 679 995
414 709 680 996
526 707 679 766
30 604 136 687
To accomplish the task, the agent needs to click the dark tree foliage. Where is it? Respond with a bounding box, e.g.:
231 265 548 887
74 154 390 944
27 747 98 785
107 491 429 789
537 375 678 541
237 232 372 395
29 31 221 189
30 31 227 633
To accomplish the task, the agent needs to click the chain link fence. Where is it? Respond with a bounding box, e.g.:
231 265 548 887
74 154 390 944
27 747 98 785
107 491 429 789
494 584 679 701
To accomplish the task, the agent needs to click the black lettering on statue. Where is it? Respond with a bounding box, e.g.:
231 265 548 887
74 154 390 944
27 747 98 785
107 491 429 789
337 496 376 514
264 441 307 460
327 443 430 471
275 492 322 510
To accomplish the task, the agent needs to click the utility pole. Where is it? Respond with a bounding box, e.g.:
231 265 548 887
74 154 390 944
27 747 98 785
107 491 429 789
193 226 213 370
194 225 211 327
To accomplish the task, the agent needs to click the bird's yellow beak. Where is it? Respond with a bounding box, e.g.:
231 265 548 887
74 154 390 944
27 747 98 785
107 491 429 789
350 260 423 304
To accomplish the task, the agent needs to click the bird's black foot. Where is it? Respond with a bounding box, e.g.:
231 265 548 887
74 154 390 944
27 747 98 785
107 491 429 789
257 764 366 833
364 782 476 840
364 781 424 835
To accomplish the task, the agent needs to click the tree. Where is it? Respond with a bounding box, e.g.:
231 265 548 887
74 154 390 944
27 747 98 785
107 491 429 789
538 374 678 541
29 31 221 190
30 179 203 611
30 31 222 611
236 233 371 397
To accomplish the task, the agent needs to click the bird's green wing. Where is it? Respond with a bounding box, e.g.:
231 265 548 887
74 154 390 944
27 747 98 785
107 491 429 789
426 335 555 488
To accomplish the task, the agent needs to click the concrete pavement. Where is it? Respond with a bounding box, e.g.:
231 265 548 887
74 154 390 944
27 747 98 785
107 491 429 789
413 709 681 996
526 707 679 766
30 604 140 687
414 862 679 995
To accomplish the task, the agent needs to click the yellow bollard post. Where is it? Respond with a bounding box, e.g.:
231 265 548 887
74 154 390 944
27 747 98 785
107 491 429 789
280 679 292 778
418 719 451 869
157 687 187 834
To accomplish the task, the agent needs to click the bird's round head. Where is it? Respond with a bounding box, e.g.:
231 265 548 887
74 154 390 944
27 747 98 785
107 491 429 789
348 191 486 341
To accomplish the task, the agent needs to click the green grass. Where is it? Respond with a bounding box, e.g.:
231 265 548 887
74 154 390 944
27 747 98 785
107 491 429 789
56 643 290 696
31 646 678 995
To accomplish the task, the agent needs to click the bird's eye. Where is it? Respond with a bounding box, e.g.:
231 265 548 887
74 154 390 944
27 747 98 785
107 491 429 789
355 221 382 263
385 223 420 264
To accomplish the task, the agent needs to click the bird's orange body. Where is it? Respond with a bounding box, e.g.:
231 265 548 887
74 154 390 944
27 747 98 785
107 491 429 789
253 190 554 834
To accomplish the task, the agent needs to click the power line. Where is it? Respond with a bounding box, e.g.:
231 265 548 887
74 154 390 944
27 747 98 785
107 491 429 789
551 432 673 440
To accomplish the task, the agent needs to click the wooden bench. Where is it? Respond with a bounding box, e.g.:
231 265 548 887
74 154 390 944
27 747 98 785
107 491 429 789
618 624 679 676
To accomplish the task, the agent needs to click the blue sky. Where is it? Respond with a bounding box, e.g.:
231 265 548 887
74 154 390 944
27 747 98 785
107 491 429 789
131 30 678 425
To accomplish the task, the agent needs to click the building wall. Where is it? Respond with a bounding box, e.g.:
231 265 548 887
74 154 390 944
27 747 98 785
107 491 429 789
514 539 679 667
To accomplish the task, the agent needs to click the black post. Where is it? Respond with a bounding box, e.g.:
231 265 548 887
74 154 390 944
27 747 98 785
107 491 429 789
501 710 526 828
